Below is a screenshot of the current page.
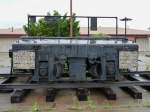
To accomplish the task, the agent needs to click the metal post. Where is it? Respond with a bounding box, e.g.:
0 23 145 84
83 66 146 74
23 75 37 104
116 17 118 36
88 17 90 36
28 15 29 30
70 0 73 37
125 20 127 36
120 17 132 38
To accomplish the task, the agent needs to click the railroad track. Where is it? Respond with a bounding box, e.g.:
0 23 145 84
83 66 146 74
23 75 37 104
0 72 150 103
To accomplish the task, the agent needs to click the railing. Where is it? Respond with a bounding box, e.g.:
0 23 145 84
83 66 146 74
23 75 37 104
28 15 119 36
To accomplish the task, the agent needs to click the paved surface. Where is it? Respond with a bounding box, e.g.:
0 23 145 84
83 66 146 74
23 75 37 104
0 53 150 112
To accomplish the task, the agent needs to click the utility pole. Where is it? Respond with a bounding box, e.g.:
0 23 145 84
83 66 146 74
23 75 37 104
120 17 132 37
70 0 73 37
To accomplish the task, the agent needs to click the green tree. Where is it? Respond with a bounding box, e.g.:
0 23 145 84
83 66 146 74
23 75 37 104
23 10 80 37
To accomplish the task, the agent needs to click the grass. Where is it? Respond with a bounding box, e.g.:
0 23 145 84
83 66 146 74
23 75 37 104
32 102 40 112
2 99 148 112
69 94 83 112
145 52 150 57
143 101 150 108
31 102 57 112
0 65 5 68
2 107 17 112
99 102 141 110
145 64 150 71
87 96 97 112
69 95 98 112
2 109 17 112
102 103 113 109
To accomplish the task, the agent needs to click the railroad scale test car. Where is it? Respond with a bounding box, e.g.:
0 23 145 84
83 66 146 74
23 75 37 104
10 37 138 82
0 15 150 103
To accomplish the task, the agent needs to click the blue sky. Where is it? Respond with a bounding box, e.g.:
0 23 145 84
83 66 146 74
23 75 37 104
0 0 150 30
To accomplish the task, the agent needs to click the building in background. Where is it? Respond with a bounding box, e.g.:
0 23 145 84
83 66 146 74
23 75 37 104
0 27 150 52
0 28 26 53
80 27 150 52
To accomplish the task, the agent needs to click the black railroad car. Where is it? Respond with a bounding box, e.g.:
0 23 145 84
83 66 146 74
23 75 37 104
9 36 138 82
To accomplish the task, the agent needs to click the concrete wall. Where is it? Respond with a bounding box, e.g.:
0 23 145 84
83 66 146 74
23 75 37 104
0 38 18 53
136 38 149 51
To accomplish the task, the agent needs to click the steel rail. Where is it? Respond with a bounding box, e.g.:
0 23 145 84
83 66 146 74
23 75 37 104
121 71 150 75
0 71 150 78
1 81 150 89
0 73 32 77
